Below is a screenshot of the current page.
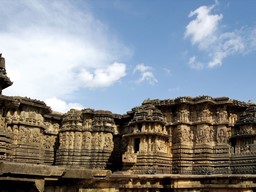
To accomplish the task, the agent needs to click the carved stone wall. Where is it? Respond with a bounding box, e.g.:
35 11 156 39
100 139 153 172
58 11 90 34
2 55 256 191
56 109 115 169
122 103 172 174
5 107 46 164
140 96 248 175
0 114 11 160
230 104 256 174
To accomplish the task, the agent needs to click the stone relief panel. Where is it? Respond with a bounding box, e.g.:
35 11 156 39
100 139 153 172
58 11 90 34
176 109 190 123
217 107 228 123
83 118 93 130
6 110 45 127
155 139 168 153
43 135 56 150
18 126 28 143
82 131 92 149
104 133 114 151
139 138 148 153
88 132 114 151
0 114 11 160
229 113 237 126
195 125 214 143
122 152 137 163
74 132 82 149
68 132 75 149
173 125 193 144
199 108 212 122
181 125 193 143
217 126 230 144
30 128 42 144
59 132 68 148
44 121 59 134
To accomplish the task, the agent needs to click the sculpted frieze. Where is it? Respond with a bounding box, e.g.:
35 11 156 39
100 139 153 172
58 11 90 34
181 126 193 143
104 133 113 150
229 113 237 125
139 138 148 153
82 131 92 149
217 127 229 143
199 109 212 122
74 132 82 149
122 152 137 163
6 110 45 128
68 132 74 149
98 132 104 149
83 118 93 130
59 132 68 148
18 126 27 143
217 108 228 123
196 125 214 143
173 126 193 143
30 128 41 144
155 139 168 153
43 135 56 149
2 86 256 176
177 109 190 123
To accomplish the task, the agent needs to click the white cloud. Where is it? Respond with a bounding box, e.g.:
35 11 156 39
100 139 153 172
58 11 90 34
0 0 131 111
185 3 255 68
185 5 222 45
133 64 158 85
45 97 83 113
208 32 245 67
77 62 126 88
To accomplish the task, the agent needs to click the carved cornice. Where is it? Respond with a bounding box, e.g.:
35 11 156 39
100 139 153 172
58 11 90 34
142 96 248 107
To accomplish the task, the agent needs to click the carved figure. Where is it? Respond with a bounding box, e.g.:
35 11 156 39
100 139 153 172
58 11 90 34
217 129 226 143
182 127 192 143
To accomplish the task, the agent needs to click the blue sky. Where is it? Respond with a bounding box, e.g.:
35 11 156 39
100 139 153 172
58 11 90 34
1 0 256 114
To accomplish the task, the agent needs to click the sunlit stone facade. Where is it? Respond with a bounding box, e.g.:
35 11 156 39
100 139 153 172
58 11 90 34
1 54 256 192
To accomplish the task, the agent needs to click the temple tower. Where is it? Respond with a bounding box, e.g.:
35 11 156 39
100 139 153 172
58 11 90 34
230 104 256 174
122 102 171 174
5 98 52 164
56 109 115 169
172 97 194 174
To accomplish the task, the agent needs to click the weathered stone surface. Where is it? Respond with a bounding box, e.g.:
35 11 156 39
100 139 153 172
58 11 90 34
0 161 65 176
1 55 256 191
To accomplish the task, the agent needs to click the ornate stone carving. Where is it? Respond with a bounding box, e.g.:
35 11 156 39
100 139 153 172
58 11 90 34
181 126 193 143
196 125 214 143
1 72 256 180
122 152 137 163
217 128 226 143
43 135 56 149
177 109 190 123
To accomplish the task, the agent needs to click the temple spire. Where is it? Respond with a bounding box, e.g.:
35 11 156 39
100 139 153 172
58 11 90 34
0 54 13 94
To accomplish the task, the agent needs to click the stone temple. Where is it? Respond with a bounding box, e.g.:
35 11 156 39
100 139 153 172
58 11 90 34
0 54 256 192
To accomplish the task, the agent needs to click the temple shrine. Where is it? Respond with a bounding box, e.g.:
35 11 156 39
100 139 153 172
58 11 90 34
0 54 256 192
